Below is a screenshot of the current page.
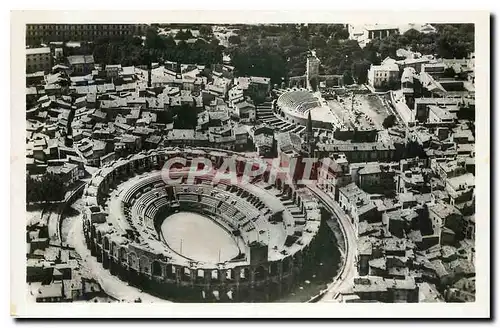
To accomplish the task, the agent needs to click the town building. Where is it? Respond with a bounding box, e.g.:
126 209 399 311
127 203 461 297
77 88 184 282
352 276 419 302
429 202 465 245
338 183 380 230
26 24 148 45
317 153 350 196
367 63 400 90
26 47 52 73
348 24 399 48
67 55 95 75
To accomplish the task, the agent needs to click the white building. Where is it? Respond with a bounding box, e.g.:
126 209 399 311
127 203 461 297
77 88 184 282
105 64 122 79
26 47 52 73
233 100 256 123
367 63 400 90
348 24 399 48
349 23 436 48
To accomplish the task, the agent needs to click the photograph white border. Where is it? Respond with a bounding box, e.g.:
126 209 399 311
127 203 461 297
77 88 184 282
10 9 490 318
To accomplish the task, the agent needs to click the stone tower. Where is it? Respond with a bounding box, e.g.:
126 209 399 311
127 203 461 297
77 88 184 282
304 110 315 156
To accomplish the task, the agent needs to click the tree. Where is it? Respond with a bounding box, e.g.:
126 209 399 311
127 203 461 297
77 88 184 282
382 114 397 129
351 60 371 84
175 29 193 41
443 67 457 78
229 42 287 84
172 103 199 129
403 28 422 43
309 35 326 49
145 27 165 49
309 77 319 91
342 72 354 85
26 173 65 203
198 25 213 37
228 35 241 45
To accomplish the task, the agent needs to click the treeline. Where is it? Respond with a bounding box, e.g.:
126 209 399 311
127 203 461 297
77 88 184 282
363 24 475 65
227 23 474 86
26 173 65 203
91 27 224 67
226 24 354 84
228 41 288 85
87 23 473 86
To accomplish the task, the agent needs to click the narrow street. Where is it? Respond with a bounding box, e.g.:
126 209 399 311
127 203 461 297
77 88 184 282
65 203 169 303
307 186 357 302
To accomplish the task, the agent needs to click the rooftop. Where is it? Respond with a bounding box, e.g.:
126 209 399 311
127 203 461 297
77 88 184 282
428 105 455 121
37 282 63 299
429 202 461 219
446 173 475 190
364 24 399 31
358 164 382 175
67 55 95 66
26 47 51 55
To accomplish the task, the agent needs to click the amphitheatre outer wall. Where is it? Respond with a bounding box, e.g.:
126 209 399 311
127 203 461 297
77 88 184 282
81 147 336 302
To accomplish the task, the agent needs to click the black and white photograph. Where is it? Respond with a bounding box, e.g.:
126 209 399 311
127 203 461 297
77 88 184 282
10 10 490 319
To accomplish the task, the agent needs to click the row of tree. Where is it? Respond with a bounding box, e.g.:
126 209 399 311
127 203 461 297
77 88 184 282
227 24 474 86
90 24 473 87
226 24 357 84
91 27 224 68
362 24 475 65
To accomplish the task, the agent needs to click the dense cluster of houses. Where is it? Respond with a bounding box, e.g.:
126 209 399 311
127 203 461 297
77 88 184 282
26 212 105 302
312 74 476 303
25 42 276 197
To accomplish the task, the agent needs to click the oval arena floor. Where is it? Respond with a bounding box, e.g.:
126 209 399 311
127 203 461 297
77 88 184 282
160 211 241 264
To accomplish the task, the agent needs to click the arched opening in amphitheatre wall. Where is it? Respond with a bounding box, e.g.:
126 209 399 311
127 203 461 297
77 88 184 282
152 261 163 277
90 224 96 239
270 261 279 276
114 244 122 259
211 270 219 282
182 267 191 281
103 236 110 251
293 252 302 269
212 290 220 301
254 265 268 281
239 267 249 281
119 247 128 263
269 281 281 299
166 264 176 279
226 269 234 281
226 289 235 301
282 257 292 273
139 256 150 274
196 269 205 282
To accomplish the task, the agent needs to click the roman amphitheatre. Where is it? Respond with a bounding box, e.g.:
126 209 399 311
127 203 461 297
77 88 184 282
78 147 351 302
